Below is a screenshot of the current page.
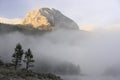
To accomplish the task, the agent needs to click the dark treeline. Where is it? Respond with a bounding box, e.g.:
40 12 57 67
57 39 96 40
35 59 80 75
0 23 51 35
34 58 81 75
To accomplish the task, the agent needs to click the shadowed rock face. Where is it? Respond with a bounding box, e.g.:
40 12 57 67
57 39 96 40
22 8 79 30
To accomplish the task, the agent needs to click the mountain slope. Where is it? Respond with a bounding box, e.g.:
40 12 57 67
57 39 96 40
22 8 79 30
0 8 79 31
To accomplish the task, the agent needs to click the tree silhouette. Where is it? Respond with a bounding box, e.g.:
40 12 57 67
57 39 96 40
12 43 24 70
23 48 35 71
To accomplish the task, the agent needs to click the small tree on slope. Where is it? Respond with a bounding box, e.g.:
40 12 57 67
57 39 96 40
23 48 35 71
12 43 24 70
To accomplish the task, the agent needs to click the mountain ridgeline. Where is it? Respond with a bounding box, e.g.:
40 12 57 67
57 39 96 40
0 8 79 34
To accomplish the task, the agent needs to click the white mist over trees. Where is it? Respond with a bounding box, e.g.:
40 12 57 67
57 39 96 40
0 27 120 75
0 29 82 75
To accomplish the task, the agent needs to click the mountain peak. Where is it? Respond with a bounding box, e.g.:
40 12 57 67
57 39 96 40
22 8 79 30
0 8 79 30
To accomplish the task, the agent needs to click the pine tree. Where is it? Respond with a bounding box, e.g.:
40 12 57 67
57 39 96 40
12 43 24 70
23 48 35 71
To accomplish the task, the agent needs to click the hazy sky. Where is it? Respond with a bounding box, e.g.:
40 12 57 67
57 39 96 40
0 0 120 26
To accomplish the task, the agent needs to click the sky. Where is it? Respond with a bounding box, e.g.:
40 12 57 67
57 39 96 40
0 0 120 27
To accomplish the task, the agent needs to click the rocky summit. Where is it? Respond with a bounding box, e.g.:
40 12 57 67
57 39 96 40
0 8 79 31
22 8 79 30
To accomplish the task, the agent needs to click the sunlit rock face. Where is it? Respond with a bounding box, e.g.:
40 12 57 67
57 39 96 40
0 8 79 31
22 8 79 30
22 9 51 30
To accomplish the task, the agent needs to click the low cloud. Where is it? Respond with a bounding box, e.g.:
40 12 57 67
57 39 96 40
0 28 120 75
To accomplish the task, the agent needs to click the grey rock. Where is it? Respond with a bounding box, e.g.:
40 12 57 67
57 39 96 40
22 8 79 30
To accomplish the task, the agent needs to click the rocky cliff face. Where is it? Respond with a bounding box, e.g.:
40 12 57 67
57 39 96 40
22 9 51 30
0 8 79 31
22 8 79 30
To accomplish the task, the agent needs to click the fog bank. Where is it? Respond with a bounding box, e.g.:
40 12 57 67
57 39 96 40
0 29 120 75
